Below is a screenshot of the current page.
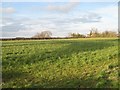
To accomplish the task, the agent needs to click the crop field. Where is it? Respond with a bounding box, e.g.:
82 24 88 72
1 38 119 88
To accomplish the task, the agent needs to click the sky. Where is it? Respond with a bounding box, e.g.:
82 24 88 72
0 0 118 38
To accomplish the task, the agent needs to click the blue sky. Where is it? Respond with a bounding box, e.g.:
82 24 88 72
1 1 118 38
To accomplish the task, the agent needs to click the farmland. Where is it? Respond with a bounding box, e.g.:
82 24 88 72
1 38 119 88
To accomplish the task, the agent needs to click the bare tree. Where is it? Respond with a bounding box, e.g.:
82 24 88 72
32 31 52 38
68 32 85 38
102 31 117 37
88 27 117 38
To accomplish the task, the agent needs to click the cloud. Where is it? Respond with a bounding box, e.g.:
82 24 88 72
93 5 118 19
0 7 15 14
1 4 117 38
2 17 16 26
46 2 79 12
91 5 118 31
69 12 102 23
1 0 118 2
51 12 102 25
1 11 102 38
39 11 102 25
2 23 25 32
2 17 26 32
34 0 80 13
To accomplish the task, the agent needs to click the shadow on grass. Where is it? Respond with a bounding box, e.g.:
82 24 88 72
2 39 118 88
2 70 28 83
3 39 117 65
28 73 116 88
23 39 117 64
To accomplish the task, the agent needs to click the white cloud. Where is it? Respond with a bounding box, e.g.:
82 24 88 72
46 2 79 12
1 3 118 38
93 5 118 19
0 7 15 14
35 0 80 13
91 5 118 31
1 0 119 2
0 10 109 37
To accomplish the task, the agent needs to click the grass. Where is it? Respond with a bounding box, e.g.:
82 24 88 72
1 38 119 88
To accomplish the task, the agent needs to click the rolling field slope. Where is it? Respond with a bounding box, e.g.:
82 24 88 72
2 38 119 88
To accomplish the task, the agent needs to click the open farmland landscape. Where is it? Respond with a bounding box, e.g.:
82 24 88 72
2 38 119 88
1 1 119 89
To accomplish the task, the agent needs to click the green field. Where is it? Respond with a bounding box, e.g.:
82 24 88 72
1 38 119 88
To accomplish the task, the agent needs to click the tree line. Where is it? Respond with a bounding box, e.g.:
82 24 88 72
32 28 119 38
87 28 118 38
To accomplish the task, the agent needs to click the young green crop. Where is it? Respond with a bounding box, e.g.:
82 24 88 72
2 38 119 88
